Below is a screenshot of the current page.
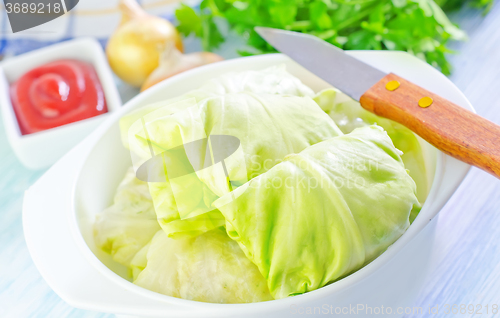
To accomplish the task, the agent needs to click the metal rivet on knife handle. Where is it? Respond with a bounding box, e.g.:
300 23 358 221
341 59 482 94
418 97 433 108
385 80 400 91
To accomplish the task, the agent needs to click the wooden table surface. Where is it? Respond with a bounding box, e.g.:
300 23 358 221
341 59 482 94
1 3 499 318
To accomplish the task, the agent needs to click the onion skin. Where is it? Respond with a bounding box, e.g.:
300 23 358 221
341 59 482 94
141 47 224 92
106 0 183 87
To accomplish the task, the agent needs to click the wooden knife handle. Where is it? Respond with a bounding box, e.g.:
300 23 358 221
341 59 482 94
360 73 500 179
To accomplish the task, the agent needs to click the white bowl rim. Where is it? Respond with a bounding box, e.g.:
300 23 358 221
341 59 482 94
69 52 472 313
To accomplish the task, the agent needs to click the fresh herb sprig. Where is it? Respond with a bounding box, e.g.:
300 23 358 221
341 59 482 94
176 0 490 74
435 0 494 13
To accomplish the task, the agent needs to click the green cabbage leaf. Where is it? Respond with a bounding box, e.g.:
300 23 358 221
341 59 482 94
214 126 421 299
121 67 343 239
314 88 429 207
132 228 273 303
94 168 161 267
119 65 315 149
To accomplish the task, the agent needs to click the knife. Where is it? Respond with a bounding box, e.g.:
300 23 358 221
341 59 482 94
255 27 500 179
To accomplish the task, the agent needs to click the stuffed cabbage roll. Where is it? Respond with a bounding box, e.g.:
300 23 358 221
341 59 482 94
132 228 273 303
314 88 429 209
214 125 421 299
94 168 161 267
119 65 315 149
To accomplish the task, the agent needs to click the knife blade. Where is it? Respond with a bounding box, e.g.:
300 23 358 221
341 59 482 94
255 27 500 180
255 27 386 101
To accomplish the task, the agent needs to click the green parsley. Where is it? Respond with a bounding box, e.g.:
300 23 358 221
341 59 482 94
175 0 491 74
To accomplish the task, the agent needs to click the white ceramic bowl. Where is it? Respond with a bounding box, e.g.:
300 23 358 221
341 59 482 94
0 38 122 169
23 53 472 318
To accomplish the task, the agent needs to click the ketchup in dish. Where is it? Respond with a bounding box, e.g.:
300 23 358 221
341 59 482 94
10 59 108 135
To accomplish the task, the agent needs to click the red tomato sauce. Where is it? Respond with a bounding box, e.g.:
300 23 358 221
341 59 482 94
10 59 108 135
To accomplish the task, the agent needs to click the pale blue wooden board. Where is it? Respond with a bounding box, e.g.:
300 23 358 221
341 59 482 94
407 3 500 316
1 3 500 317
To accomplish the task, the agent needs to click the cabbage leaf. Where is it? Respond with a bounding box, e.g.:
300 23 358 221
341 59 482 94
214 126 421 299
119 65 315 149
133 228 273 303
94 168 161 267
122 67 343 239
314 88 429 209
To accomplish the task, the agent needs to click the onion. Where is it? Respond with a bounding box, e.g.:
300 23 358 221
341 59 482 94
106 0 183 87
141 44 224 92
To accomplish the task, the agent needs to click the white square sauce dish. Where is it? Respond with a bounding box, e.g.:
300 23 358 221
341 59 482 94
23 52 471 318
0 37 121 169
